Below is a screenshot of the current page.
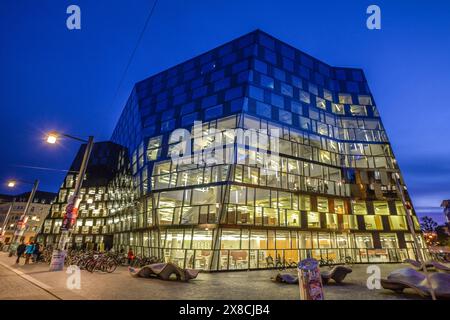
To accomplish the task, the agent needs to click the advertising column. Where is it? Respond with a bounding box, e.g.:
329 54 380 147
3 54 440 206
297 258 325 300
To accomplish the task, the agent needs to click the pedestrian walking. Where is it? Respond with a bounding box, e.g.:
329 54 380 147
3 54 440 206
15 241 26 264
33 242 41 262
24 242 34 264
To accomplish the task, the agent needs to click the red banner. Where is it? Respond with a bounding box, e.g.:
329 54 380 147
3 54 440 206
61 197 80 231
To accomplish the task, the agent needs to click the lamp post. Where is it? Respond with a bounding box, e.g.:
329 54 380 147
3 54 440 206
46 131 94 271
0 198 15 243
6 179 40 255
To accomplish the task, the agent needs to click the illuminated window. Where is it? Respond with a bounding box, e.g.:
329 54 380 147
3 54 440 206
326 214 338 229
264 208 278 226
307 212 321 228
300 90 310 104
250 230 267 249
147 136 162 161
317 197 329 212
65 175 74 188
355 233 373 248
221 229 241 249
352 201 367 215
350 105 367 116
342 215 358 230
316 97 326 110
299 195 311 210
373 201 390 215
287 210 300 226
339 94 353 104
332 103 345 114
318 233 331 248
358 95 373 105
395 201 406 215
319 150 331 164
380 233 398 248
334 199 345 214
364 215 383 230
389 216 408 230
323 89 333 101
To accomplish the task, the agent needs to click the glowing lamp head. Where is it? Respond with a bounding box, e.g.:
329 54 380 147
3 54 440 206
7 181 16 188
46 132 58 144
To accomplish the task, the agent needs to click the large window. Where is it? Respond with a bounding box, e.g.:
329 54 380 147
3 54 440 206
192 229 212 249
373 201 390 215
355 233 373 248
358 95 373 105
317 197 329 212
380 233 398 248
339 94 353 104
352 201 367 215
307 212 321 228
332 103 345 114
298 232 312 248
221 229 241 249
395 201 406 215
249 85 264 101
389 216 408 230
342 215 358 230
326 214 338 229
364 215 383 230
350 105 367 116
250 230 267 249
334 199 345 214
287 210 300 226
318 233 331 248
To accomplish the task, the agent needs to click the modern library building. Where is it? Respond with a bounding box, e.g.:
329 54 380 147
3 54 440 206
39 30 427 271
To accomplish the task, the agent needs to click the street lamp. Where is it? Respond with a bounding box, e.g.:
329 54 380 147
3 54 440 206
46 133 58 144
46 131 94 271
0 198 15 242
5 178 40 255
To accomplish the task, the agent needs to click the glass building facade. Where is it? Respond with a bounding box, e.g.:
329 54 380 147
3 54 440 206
41 30 427 270
39 142 134 250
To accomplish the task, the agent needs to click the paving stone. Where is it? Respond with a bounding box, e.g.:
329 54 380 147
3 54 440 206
0 253 428 300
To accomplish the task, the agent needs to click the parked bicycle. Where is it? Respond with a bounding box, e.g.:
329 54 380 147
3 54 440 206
276 257 298 271
265 254 297 270
318 257 334 267
129 255 162 268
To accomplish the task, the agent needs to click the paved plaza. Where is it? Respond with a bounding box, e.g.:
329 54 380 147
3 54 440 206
0 252 427 300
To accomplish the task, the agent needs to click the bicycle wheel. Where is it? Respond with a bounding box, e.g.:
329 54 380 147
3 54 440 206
86 260 96 273
105 261 117 273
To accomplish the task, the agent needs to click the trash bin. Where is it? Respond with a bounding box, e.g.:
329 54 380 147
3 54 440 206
297 258 325 300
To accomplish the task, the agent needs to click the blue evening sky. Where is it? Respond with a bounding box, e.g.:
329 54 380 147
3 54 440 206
1 0 449 223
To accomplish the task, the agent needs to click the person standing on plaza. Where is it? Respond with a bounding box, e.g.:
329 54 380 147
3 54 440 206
33 242 41 262
24 242 34 264
127 248 134 265
15 241 26 264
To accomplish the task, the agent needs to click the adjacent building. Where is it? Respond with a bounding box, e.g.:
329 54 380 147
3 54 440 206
40 30 427 270
442 200 450 225
38 141 133 251
440 200 450 238
0 191 56 245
